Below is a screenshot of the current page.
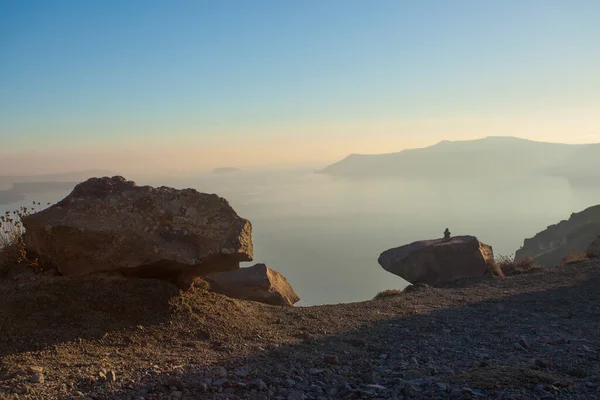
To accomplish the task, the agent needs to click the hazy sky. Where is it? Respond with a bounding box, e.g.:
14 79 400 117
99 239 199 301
1 0 599 175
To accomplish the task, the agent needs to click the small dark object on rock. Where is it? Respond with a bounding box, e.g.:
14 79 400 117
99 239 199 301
443 228 452 242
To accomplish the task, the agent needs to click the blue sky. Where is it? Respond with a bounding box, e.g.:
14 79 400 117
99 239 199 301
1 0 599 173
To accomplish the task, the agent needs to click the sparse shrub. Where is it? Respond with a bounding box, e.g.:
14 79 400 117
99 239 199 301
373 289 401 300
192 277 211 291
0 202 44 274
493 254 542 276
560 252 589 266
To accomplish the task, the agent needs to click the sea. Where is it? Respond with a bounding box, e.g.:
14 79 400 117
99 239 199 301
2 168 600 306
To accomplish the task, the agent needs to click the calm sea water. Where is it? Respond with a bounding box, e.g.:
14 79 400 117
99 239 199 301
3 169 600 306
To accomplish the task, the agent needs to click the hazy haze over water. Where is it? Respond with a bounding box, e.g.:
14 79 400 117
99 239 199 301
4 170 600 305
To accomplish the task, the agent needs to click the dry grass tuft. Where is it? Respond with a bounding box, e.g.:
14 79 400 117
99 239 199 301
373 289 402 300
0 202 45 275
560 252 589 266
494 254 542 277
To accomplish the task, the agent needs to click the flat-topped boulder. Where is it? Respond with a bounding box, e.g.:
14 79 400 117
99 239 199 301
206 263 300 306
378 235 494 285
22 176 253 277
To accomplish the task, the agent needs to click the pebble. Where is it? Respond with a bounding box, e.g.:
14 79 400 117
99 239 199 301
324 355 339 365
287 390 306 400
235 369 249 378
167 378 184 390
366 384 387 390
285 379 297 387
31 373 44 384
519 337 531 350
214 367 228 378
252 379 268 391
514 342 527 351
106 370 117 383
309 368 324 375
213 378 231 387
169 391 183 399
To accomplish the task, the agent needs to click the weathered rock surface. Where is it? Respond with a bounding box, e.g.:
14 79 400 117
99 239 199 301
588 236 600 257
378 235 494 285
206 263 300 306
22 176 253 277
515 205 600 267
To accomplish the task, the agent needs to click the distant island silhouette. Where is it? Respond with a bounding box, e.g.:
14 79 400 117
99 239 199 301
318 136 600 184
212 167 242 174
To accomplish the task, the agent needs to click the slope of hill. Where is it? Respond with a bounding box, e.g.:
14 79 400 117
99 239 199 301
1 260 599 399
318 136 589 179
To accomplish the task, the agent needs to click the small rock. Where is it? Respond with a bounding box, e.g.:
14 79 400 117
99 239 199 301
235 369 249 378
214 367 228 378
285 379 296 388
169 391 183 400
325 356 339 365
309 368 324 375
519 337 531 350
404 383 421 397
535 359 549 368
197 382 208 393
567 368 588 378
106 370 117 383
31 373 44 384
366 384 386 390
514 342 526 351
213 378 231 387
402 369 424 380
26 366 44 374
287 390 306 400
379 354 388 360
252 379 268 391
167 378 184 390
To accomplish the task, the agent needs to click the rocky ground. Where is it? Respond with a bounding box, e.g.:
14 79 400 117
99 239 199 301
1 260 599 400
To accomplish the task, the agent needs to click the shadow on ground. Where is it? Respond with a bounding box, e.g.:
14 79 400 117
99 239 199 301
97 270 600 399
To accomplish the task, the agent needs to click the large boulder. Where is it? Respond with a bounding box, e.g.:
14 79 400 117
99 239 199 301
378 235 494 285
515 205 600 267
206 263 300 306
22 176 253 277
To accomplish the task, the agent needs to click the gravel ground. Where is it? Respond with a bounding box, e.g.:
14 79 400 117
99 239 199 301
1 260 599 400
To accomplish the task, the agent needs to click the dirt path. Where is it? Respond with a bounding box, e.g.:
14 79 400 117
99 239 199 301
1 260 599 399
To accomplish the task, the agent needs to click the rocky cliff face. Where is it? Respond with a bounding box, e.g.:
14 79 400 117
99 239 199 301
515 205 600 267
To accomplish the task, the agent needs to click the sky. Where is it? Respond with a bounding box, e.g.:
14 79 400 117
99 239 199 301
1 0 600 175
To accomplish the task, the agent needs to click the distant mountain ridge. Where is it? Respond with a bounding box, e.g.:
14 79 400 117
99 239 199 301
318 136 599 180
